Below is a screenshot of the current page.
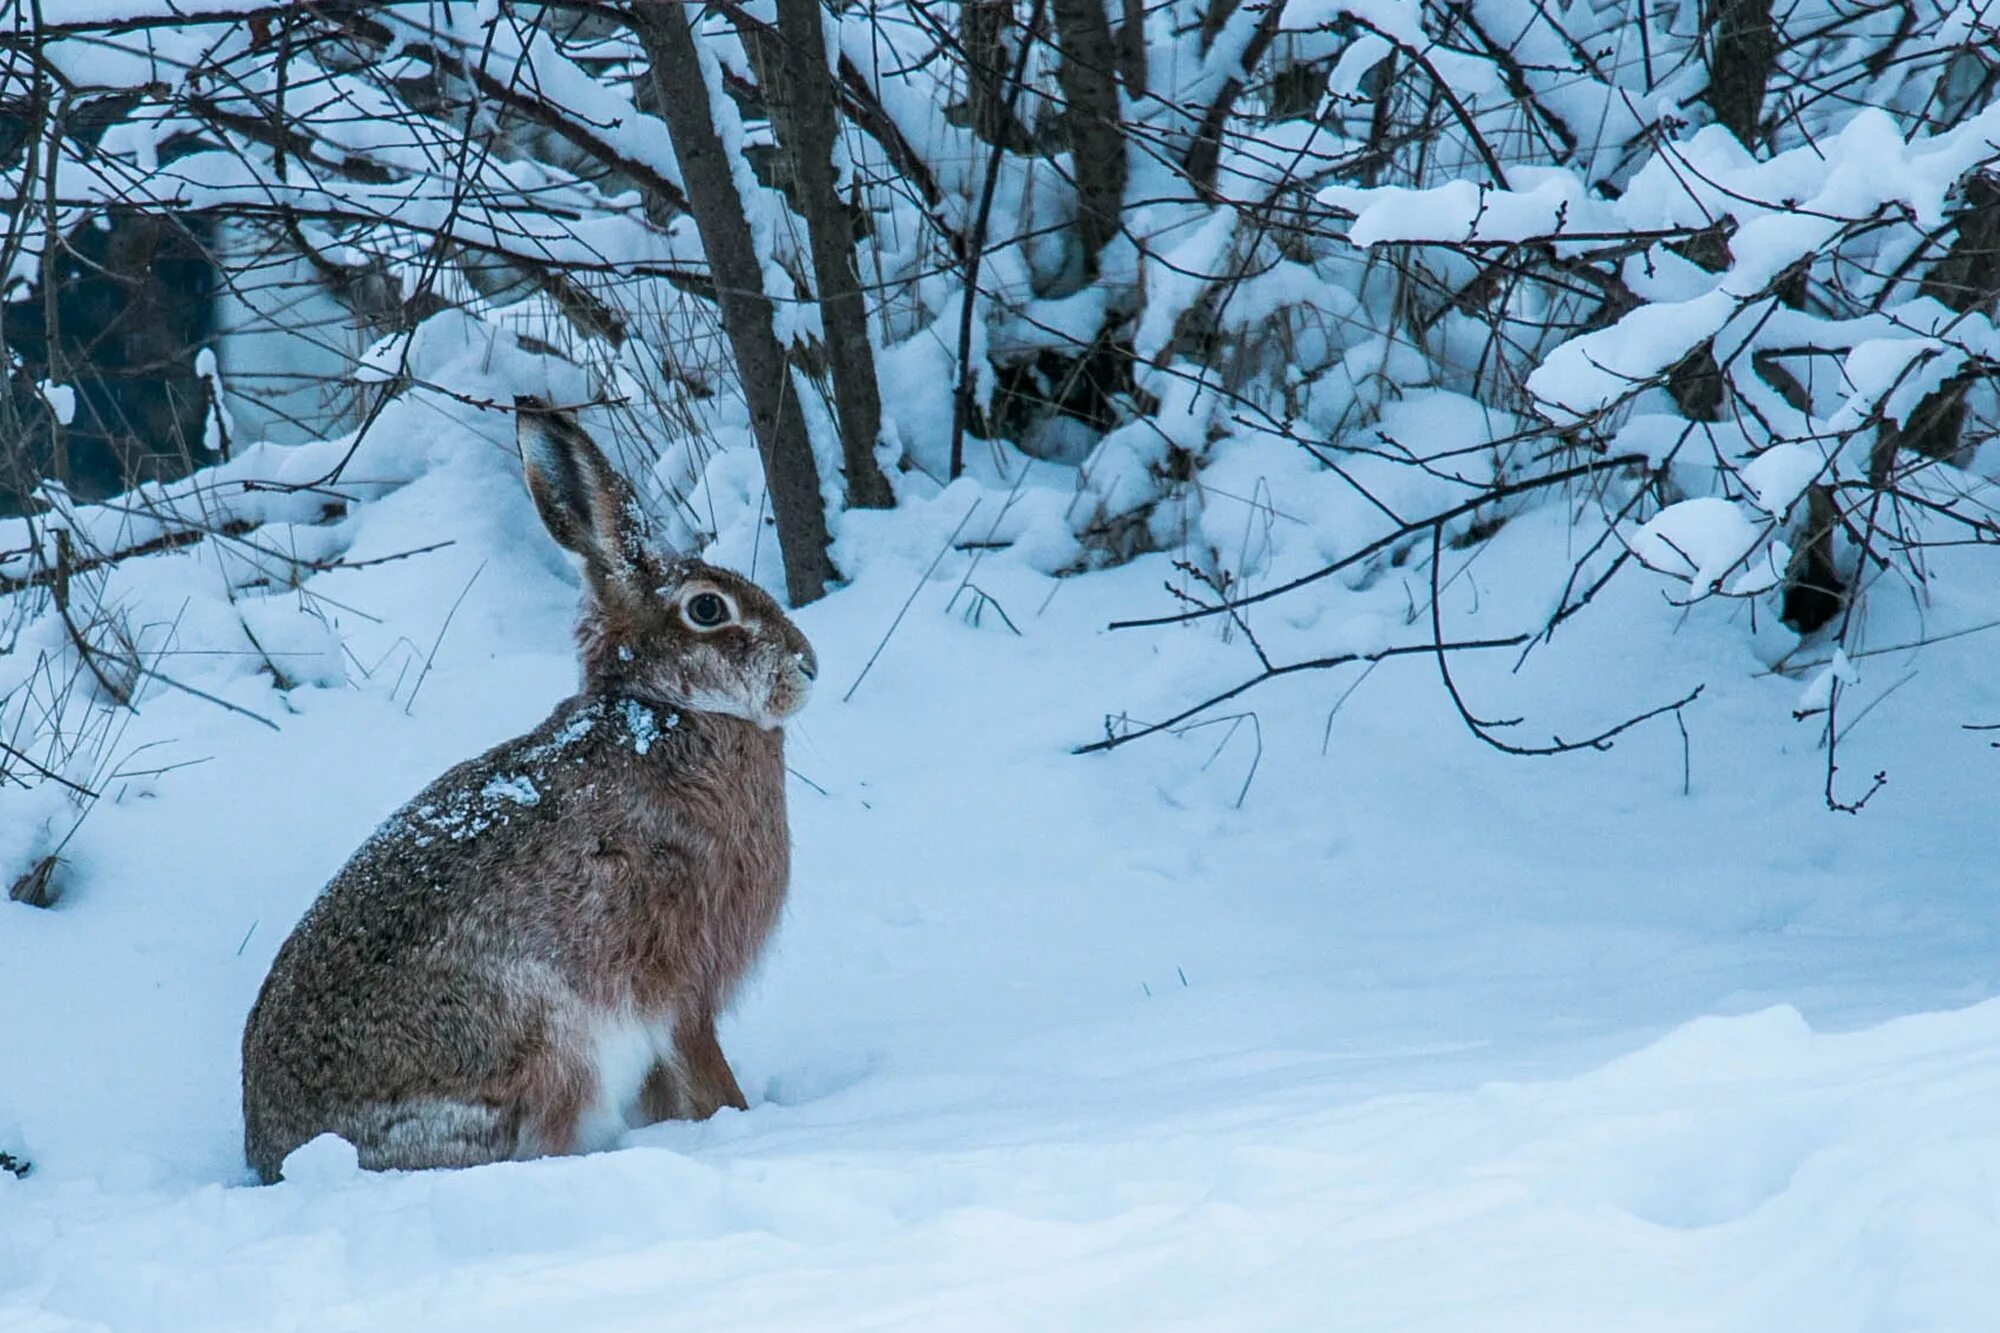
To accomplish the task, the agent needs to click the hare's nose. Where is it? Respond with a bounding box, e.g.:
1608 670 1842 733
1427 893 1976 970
796 647 818 681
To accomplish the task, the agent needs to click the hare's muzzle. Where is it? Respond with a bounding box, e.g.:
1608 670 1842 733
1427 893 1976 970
754 636 816 726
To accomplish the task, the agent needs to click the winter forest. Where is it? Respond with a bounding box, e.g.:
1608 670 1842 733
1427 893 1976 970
3 0 1999 1325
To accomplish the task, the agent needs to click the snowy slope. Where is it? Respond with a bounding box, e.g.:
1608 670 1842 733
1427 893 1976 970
11 1002 2000 1331
5 388 2000 1329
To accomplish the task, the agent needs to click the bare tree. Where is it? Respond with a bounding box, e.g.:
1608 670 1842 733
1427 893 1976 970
1871 172 2000 486
962 0 1032 150
5 0 1999 817
769 0 895 509
629 0 835 604
1050 0 1125 271
1703 0 1777 145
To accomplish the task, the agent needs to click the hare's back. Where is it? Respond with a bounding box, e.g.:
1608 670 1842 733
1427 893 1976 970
246 698 621 1071
294 695 616 947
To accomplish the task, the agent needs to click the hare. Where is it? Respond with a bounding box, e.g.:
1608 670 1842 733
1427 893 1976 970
240 399 816 1183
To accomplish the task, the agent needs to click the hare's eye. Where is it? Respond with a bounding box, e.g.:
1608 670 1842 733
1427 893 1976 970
684 591 731 629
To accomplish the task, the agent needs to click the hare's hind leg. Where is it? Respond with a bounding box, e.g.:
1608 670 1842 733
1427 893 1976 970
636 1060 687 1123
339 1051 596 1169
645 1009 747 1122
338 1098 521 1172
333 1012 597 1169
493 1027 598 1159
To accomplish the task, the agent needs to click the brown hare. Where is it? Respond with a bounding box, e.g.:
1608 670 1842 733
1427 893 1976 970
241 398 815 1184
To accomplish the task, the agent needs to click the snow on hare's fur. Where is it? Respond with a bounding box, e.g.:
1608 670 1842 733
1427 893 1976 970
240 399 817 1184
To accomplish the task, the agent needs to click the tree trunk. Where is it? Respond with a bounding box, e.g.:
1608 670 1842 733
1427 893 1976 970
1183 0 1287 194
1780 480 1843 633
1050 0 1126 272
1198 0 1241 56
1116 0 1147 95
769 0 895 508
1703 0 1776 146
1664 221 1732 422
1869 172 2000 486
963 0 1030 149
630 0 834 604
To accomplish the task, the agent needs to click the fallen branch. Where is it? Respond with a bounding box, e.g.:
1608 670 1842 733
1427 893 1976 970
1076 634 1527 754
0 740 101 800
0 520 255 597
1427 526 1703 756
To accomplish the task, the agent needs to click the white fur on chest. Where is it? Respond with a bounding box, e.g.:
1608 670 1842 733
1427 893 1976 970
575 1008 677 1153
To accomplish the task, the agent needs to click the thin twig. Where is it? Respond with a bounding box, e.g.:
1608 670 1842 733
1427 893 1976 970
1427 527 1702 757
843 502 983 703
948 0 1051 481
1112 455 1649 631
1076 634 1527 755
0 739 100 800
404 561 486 716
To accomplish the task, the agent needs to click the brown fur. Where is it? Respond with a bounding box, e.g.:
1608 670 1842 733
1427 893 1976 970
240 401 814 1183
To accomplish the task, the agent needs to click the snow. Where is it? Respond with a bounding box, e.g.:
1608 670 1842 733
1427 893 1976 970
1630 497 1770 594
14 1000 2000 1329
280 1134 362 1187
1724 539 1792 598
1739 444 1824 518
620 698 674 756
35 380 76 427
1799 648 1861 714
6 406 2000 1327
354 332 413 385
1527 292 1737 424
8 2 2000 1323
480 774 541 808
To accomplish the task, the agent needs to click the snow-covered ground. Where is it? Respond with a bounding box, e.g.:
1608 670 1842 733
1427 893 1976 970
5 382 2000 1329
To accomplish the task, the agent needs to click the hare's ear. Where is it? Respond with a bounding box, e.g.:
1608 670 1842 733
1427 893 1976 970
516 397 647 581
